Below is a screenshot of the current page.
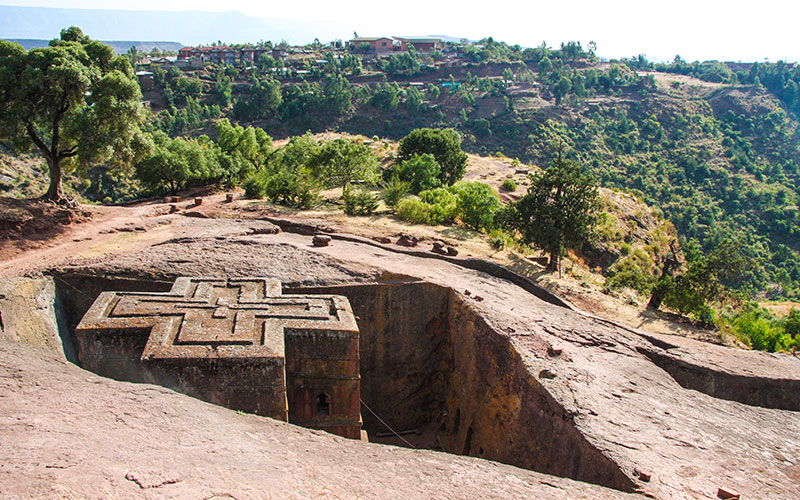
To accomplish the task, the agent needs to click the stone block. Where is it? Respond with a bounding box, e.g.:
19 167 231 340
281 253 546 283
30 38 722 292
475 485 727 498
312 235 332 247
717 488 740 499
397 234 418 247
75 277 362 439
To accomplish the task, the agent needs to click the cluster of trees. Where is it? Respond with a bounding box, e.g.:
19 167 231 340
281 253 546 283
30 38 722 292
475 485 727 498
523 98 800 299
388 136 601 273
537 60 651 104
459 38 595 65
728 305 800 352
652 58 800 118
135 119 272 194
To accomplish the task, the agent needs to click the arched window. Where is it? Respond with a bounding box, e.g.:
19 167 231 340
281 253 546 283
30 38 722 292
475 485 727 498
316 393 330 416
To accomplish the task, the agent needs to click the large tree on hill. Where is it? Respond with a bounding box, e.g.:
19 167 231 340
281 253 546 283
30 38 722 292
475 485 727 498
397 128 468 186
0 27 144 201
309 139 379 197
648 239 747 324
502 151 599 271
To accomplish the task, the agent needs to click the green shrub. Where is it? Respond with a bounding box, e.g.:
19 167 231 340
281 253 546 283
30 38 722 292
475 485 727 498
500 178 517 192
733 310 790 352
397 128 467 185
450 181 501 232
343 189 379 215
382 177 411 208
490 234 505 249
781 309 800 337
419 187 458 224
395 198 433 224
243 168 319 209
395 153 441 193
243 170 269 198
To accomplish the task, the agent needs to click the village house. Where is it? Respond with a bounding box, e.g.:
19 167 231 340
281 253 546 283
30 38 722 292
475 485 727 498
240 46 269 64
348 37 395 54
135 70 154 91
394 37 444 52
178 45 271 66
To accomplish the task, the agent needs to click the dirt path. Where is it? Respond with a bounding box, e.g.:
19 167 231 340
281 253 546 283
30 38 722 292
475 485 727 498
0 193 234 277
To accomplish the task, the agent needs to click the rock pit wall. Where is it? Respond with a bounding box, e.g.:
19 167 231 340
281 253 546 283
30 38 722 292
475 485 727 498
638 345 800 411
4 273 633 491
291 282 635 492
440 297 635 490
0 276 70 359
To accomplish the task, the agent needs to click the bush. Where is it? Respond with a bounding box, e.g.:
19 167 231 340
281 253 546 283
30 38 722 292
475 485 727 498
603 250 655 294
243 170 269 198
395 198 433 224
733 310 790 352
243 168 319 209
489 230 506 249
450 181 501 232
500 178 517 192
395 153 441 193
397 128 468 185
419 187 458 224
343 188 379 215
382 177 411 208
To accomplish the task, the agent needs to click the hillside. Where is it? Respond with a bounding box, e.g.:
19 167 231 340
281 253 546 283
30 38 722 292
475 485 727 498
2 33 799 305
127 40 799 299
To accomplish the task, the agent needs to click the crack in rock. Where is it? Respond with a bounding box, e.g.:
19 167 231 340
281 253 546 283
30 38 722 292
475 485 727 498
125 472 181 489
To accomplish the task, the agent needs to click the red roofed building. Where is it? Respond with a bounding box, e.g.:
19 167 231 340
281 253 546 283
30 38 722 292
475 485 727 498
349 37 395 54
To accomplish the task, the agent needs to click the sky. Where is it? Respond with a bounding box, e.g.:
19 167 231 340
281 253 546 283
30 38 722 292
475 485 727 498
5 0 800 62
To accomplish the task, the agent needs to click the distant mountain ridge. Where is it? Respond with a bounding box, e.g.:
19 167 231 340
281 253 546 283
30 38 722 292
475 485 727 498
0 5 343 46
4 39 184 54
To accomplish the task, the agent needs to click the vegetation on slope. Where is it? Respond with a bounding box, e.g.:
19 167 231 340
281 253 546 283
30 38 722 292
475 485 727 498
2 29 799 351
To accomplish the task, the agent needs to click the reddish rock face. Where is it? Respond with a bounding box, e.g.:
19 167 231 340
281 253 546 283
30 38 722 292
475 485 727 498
75 277 362 439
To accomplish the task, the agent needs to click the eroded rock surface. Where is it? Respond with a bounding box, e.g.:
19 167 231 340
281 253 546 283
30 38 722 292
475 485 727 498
67 229 798 500
0 340 638 500
3 219 800 500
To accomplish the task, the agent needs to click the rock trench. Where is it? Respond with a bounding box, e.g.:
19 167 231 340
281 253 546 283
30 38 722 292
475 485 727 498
49 271 636 491
3 228 800 499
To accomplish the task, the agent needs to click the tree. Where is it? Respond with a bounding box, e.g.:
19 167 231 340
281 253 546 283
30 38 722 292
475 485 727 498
0 27 144 200
134 131 223 195
554 76 572 104
394 153 441 193
539 56 553 73
397 128 468 186
502 67 514 86
249 77 282 118
450 181 500 232
125 45 139 65
503 152 599 271
650 239 747 323
214 72 232 107
309 139 378 196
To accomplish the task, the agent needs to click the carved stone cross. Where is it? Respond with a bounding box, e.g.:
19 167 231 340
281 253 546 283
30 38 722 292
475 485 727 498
77 277 358 360
75 277 362 439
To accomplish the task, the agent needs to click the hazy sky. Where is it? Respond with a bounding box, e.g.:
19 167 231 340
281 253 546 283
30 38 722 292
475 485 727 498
7 0 800 62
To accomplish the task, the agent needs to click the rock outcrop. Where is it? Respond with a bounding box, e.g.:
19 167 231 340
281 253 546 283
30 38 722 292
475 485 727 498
2 217 799 499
